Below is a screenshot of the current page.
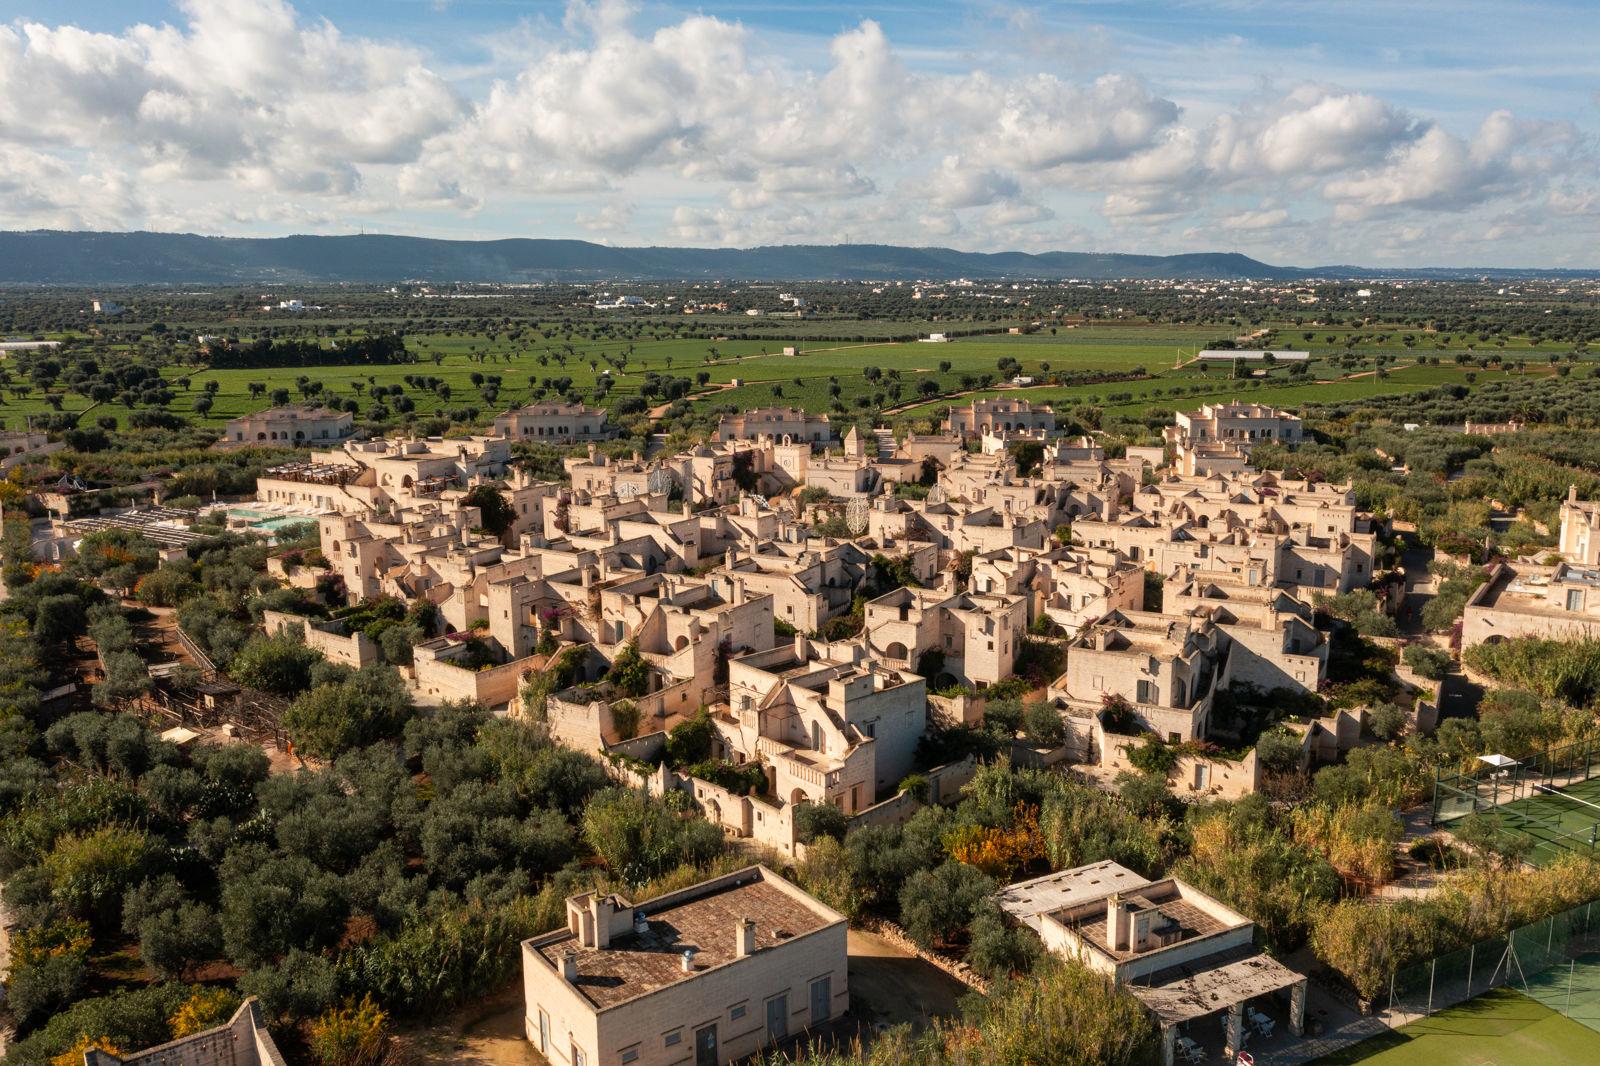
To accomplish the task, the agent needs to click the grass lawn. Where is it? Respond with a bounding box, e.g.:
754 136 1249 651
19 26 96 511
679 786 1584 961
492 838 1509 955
1314 988 1600 1065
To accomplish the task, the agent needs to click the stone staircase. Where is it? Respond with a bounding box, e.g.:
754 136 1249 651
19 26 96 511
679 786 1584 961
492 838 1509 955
873 428 897 458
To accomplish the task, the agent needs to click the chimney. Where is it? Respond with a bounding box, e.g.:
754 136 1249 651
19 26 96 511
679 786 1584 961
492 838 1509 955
794 633 809 660
634 911 649 936
735 918 757 958
1106 894 1130 952
577 907 596 948
681 948 697 973
590 895 613 950
560 951 579 982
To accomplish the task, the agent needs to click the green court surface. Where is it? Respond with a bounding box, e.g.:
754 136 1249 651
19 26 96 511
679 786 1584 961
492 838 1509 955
1314 988 1600 1064
1487 775 1600 866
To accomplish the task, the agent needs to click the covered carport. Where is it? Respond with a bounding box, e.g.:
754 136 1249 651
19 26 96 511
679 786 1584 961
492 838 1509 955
1131 950 1308 1065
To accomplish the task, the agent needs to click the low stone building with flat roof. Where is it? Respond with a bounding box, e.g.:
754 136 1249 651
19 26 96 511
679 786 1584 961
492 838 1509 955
523 865 847 1066
1462 560 1600 649
997 864 1307 1066
1166 401 1303 447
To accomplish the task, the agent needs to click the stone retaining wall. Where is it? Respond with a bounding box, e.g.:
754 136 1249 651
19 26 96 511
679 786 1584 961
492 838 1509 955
856 916 989 994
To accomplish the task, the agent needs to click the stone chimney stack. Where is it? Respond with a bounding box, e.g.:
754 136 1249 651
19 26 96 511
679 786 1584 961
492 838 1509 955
560 951 579 982
1106 894 1129 952
681 948 697 973
591 895 613 950
735 918 757 958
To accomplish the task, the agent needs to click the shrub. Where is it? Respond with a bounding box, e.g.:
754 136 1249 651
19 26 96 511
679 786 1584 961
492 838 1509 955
1354 610 1398 638
168 987 240 1038
609 700 640 741
898 860 996 948
308 995 389 1066
966 899 1042 982
896 772 930 803
664 710 714 767
1367 703 1409 740
1124 735 1178 777
1402 643 1452 680
794 836 863 919
1022 702 1066 748
794 801 849 844
605 643 652 697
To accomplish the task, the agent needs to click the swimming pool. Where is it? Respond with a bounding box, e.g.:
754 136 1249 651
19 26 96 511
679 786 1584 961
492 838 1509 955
225 507 318 532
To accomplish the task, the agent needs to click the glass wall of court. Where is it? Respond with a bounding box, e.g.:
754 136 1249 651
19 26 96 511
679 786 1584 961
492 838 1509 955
1385 899 1600 1034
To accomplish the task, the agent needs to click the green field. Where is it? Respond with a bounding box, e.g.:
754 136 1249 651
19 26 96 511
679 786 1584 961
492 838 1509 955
1315 988 1600 1064
0 318 1586 435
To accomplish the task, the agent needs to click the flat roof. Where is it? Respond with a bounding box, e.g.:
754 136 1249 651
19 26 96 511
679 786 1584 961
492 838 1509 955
1129 947 1305 1024
1063 883 1235 962
528 867 840 1011
1196 350 1309 360
996 861 1150 930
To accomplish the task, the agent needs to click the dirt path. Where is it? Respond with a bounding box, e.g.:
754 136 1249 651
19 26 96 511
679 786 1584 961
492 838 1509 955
651 379 740 418
846 928 967 1034
401 988 536 1066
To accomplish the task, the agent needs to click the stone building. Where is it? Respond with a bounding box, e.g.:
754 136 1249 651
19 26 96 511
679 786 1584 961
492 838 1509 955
1165 402 1302 447
944 397 1056 438
523 866 847 1066
996 863 1307 1066
495 401 616 442
223 405 353 445
714 407 833 444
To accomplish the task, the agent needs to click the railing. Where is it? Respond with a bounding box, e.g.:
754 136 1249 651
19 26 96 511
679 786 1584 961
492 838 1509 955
173 624 217 674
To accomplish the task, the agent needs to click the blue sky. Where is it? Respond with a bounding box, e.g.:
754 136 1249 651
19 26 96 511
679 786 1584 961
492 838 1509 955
1 0 1596 265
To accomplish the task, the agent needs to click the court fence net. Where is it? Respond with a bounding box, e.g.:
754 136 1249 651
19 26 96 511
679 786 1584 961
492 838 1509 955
1385 898 1600 1033
1433 735 1600 826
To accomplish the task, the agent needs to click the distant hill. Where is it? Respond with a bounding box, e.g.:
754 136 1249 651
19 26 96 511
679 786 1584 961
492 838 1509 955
0 230 1593 284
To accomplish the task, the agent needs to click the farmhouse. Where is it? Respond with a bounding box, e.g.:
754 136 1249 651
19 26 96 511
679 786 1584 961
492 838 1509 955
223 405 353 445
714 407 833 444
944 397 1056 438
523 866 847 1066
996 864 1307 1066
1166 401 1303 447
495 401 616 442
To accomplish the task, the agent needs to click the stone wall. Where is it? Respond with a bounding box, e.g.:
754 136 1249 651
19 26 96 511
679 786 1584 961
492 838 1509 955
856 916 989 994
262 610 377 669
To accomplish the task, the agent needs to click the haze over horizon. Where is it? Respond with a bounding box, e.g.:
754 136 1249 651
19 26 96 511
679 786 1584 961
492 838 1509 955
3 0 1597 268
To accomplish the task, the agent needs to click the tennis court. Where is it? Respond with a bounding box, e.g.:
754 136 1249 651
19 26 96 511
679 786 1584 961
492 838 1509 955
1314 988 1600 1065
1433 740 1600 866
1489 775 1600 866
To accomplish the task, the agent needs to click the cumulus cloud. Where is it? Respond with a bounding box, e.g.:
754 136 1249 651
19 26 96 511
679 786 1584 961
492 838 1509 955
0 0 462 208
1324 111 1579 217
0 0 1590 262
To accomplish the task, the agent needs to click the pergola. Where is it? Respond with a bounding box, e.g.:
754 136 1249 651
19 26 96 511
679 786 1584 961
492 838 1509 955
1131 949 1308 1065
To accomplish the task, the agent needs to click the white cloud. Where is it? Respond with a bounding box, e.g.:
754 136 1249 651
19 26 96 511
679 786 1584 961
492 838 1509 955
0 0 1591 263
0 0 462 200
1323 110 1579 217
